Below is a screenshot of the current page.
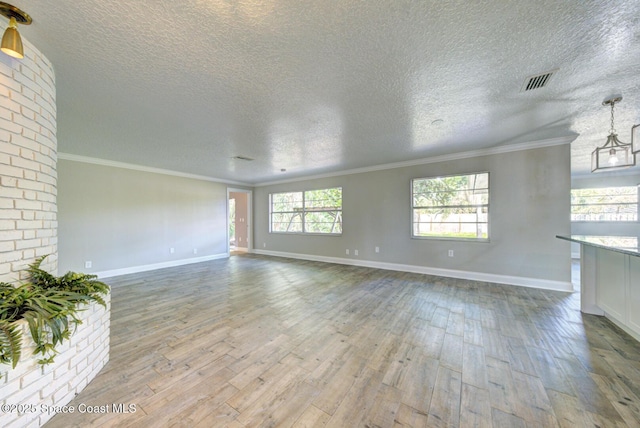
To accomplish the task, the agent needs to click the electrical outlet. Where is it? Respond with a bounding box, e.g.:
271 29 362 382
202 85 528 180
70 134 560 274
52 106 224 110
448 250 454 257
193 248 198 255
84 261 92 269
346 249 350 255
263 242 266 248
354 249 359 256
170 247 175 254
375 246 380 253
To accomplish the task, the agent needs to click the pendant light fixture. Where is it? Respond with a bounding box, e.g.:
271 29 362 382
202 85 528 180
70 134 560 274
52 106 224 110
0 2 31 59
591 96 636 173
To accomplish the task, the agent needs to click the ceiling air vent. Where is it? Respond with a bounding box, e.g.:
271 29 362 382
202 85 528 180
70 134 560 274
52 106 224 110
521 69 557 92
232 155 254 161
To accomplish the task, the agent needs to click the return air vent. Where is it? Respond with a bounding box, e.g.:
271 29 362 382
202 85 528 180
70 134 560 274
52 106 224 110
521 69 557 92
232 155 254 161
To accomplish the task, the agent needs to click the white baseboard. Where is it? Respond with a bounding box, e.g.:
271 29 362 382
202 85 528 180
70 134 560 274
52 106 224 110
253 249 573 292
94 253 229 278
603 311 640 343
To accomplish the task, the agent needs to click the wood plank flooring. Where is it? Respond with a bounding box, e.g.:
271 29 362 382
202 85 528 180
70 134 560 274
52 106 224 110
44 254 640 427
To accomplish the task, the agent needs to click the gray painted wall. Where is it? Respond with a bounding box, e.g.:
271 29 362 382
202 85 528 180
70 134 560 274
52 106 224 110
57 160 229 274
254 144 571 283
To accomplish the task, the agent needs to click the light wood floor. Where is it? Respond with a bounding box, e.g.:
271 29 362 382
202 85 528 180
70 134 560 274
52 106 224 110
45 254 640 427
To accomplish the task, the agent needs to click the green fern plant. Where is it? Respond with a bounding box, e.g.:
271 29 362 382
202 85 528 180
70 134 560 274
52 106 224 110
0 256 109 373
27 255 110 308
0 318 22 368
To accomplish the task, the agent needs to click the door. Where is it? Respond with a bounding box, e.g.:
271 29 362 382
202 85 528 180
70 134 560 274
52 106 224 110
228 189 252 254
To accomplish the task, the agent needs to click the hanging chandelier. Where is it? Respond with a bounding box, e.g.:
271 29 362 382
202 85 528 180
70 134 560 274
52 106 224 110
591 96 636 173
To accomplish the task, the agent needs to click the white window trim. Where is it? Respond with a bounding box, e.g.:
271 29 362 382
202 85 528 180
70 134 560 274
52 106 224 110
269 187 343 235
411 172 490 242
570 185 639 223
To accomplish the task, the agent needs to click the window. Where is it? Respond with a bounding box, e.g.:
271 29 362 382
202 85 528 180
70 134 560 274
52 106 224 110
412 172 489 240
571 186 638 222
270 187 342 234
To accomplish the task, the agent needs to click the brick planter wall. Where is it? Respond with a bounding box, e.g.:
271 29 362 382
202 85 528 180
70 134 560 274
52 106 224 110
0 294 111 427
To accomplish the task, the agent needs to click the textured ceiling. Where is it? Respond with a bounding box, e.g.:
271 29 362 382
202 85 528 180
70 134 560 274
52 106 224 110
17 0 640 184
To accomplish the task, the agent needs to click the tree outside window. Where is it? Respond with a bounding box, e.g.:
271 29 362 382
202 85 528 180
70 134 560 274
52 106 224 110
270 187 342 235
412 172 489 240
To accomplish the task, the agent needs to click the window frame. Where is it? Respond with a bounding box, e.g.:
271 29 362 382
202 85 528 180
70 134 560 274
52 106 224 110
570 185 639 223
411 172 490 242
269 187 343 235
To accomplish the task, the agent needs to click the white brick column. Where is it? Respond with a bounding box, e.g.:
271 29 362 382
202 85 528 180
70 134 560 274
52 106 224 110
0 31 110 428
0 31 57 283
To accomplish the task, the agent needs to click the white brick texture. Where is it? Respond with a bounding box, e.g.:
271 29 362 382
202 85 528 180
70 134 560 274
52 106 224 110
0 33 110 427
0 295 111 427
0 32 57 284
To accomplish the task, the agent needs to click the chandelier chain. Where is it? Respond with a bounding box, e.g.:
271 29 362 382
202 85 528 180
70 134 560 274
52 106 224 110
610 100 616 134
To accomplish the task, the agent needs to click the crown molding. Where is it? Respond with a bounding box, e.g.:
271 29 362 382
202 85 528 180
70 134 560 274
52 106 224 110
57 153 253 186
255 135 577 187
58 135 576 188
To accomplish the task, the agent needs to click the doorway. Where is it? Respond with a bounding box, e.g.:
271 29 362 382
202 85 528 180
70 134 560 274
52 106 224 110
227 188 252 255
